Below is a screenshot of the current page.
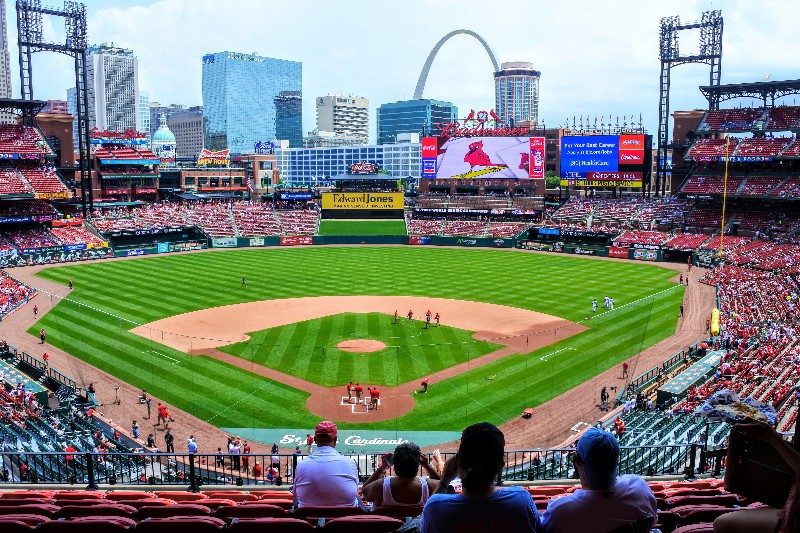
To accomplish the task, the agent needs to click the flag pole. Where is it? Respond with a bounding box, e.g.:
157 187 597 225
719 135 731 258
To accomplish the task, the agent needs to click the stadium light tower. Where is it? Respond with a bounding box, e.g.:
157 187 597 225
16 0 93 216
656 10 723 197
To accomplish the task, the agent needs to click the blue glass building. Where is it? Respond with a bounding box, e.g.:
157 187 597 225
202 51 302 154
376 99 458 145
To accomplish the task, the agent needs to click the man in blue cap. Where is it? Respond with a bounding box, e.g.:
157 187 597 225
540 427 656 533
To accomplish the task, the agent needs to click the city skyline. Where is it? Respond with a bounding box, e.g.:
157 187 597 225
4 0 799 144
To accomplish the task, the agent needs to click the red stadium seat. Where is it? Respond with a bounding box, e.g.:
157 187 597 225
53 492 105 500
526 486 571 497
154 492 208 502
105 492 156 502
120 499 177 509
58 504 136 519
0 505 60 518
671 504 738 525
205 493 258 502
136 504 212 520
0 514 51 526
245 498 293 510
134 516 226 533
291 506 365 523
0 491 55 500
0 498 55 506
190 498 237 511
228 517 315 532
40 518 134 532
214 503 287 521
321 515 404 532
665 494 740 508
0 520 38 532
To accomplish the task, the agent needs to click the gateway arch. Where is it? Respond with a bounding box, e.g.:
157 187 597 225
413 29 500 100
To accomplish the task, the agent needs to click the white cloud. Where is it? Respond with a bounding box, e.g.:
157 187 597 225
6 0 799 142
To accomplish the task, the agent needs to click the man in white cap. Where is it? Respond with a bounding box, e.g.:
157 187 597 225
292 420 359 508
540 427 656 533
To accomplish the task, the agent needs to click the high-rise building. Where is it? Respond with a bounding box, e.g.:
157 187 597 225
42 100 69 114
138 90 150 140
376 99 458 145
167 107 204 158
316 95 369 145
202 51 302 153
274 90 303 149
86 43 140 132
149 102 187 141
494 61 540 127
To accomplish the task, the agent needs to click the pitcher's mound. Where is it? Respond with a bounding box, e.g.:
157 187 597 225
337 339 386 352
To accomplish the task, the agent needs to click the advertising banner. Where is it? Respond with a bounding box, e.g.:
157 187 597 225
34 192 71 199
279 193 312 200
280 236 312 246
197 148 231 166
633 249 658 261
560 179 643 188
212 237 237 248
249 237 265 247
618 134 645 164
321 192 404 210
157 243 169 253
529 137 545 179
608 246 630 259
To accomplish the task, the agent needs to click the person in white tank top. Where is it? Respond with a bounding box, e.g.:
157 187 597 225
362 442 441 508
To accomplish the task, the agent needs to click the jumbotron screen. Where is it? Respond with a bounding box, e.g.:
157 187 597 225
421 136 545 180
559 134 652 188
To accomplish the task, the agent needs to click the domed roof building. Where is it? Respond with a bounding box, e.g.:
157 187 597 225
151 113 176 165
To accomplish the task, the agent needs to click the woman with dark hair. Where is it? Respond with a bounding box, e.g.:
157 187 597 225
420 422 540 533
362 442 440 508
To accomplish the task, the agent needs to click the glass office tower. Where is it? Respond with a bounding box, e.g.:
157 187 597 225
376 99 457 145
202 51 302 153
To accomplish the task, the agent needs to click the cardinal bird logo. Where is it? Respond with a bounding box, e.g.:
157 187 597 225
464 140 507 171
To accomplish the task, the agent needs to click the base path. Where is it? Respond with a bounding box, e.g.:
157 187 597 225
132 296 585 422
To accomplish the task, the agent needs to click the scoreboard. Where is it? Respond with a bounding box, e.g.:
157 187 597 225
560 134 652 188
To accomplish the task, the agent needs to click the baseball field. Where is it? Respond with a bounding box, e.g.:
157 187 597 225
28 246 683 433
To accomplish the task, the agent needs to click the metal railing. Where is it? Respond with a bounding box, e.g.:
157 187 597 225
0 444 711 490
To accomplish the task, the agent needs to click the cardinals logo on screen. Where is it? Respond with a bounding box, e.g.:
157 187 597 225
464 140 507 171
434 137 531 180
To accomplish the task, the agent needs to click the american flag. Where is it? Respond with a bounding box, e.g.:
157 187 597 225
246 175 253 192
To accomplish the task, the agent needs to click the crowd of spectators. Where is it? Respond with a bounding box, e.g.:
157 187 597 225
0 271 35 318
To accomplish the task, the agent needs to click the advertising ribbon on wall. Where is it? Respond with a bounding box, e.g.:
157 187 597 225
529 137 545 179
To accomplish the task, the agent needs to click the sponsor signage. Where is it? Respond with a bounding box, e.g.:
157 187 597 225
249 237 265 247
524 242 553 252
421 137 439 159
572 247 595 255
280 236 312 246
172 242 204 252
221 428 461 453
279 193 312 200
529 137 545 179
197 148 231 166
253 141 274 155
717 155 773 163
64 244 87 251
0 249 17 257
125 249 148 256
136 188 157 194
493 239 506 247
212 237 238 248
104 188 127 195
0 153 41 159
633 249 658 261
422 158 437 176
436 122 531 139
408 235 431 245
560 179 643 188
618 134 645 164
608 246 630 258
321 192 404 210
157 243 169 253
33 191 70 199
349 161 377 174
456 238 478 246
91 128 147 140
0 216 32 224
100 159 160 165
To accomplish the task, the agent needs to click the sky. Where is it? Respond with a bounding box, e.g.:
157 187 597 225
5 0 800 144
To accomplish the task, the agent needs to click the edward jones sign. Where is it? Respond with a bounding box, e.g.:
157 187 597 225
321 192 404 210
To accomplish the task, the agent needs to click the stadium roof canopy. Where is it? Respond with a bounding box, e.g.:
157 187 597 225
700 79 800 106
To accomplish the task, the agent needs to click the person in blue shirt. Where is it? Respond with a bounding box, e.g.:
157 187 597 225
420 422 540 533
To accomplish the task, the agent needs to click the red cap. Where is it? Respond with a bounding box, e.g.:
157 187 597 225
315 420 338 441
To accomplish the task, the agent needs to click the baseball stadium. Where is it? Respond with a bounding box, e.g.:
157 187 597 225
0 4 797 533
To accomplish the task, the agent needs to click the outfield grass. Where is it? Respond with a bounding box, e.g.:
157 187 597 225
219 312 502 386
32 247 683 430
318 219 407 235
